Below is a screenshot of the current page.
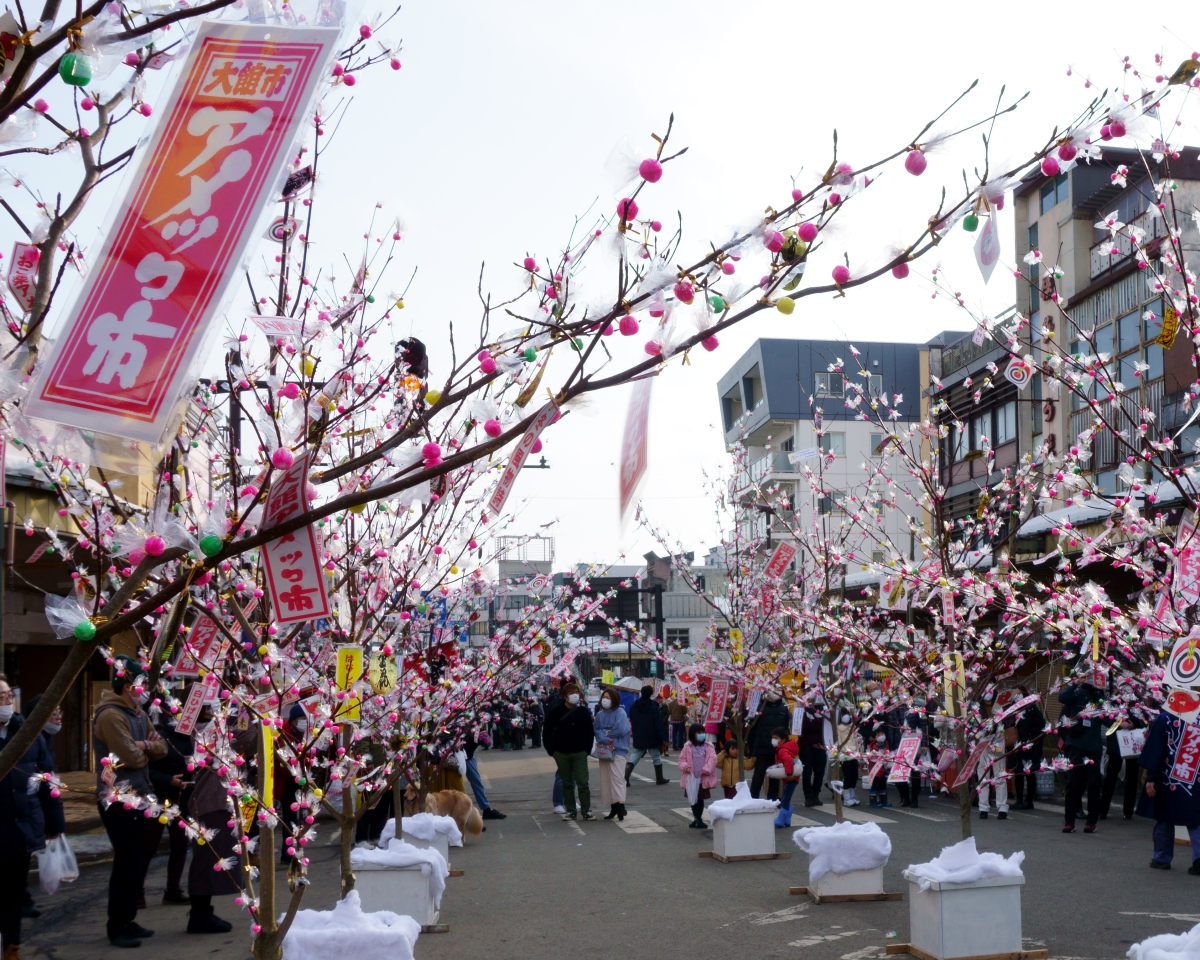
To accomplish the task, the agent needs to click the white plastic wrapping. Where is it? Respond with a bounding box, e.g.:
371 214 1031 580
904 837 1024 891
793 820 891 883
282 890 420 960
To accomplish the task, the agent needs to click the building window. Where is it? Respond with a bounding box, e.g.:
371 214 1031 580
1040 172 1068 215
819 432 846 456
505 595 531 610
948 424 968 462
867 374 884 398
970 411 989 450
1032 376 1042 436
870 432 885 456
1117 310 1140 353
995 401 1017 445
666 628 690 649
871 551 884 563
817 490 845 514
781 436 794 452
815 372 844 397
1146 343 1164 381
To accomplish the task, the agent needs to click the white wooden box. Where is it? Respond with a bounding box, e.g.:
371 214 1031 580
902 872 1024 960
713 809 777 859
402 830 450 866
353 861 440 927
810 863 885 898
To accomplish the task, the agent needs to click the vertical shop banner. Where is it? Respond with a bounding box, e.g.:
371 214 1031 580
763 541 797 579
177 669 221 735
261 451 330 624
6 242 39 312
487 401 557 517
26 21 338 441
704 679 730 725
335 645 364 722
172 612 222 678
618 377 654 525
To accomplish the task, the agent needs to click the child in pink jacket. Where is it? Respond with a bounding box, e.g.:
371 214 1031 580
678 723 719 828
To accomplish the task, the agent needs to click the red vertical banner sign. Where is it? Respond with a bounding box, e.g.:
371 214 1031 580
486 402 557 517
703 679 730 725
764 541 797 578
26 21 339 442
261 451 330 625
618 377 654 525
7 242 39 313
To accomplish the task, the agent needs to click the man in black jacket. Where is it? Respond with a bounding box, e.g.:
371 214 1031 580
543 682 595 820
142 713 193 907
625 686 670 786
748 693 791 799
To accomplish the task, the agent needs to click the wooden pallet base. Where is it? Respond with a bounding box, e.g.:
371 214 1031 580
448 869 464 877
421 924 450 934
699 851 790 862
886 944 1047 960
789 886 902 903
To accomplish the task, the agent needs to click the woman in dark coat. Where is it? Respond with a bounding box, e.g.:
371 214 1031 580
1011 687 1045 810
1136 709 1200 872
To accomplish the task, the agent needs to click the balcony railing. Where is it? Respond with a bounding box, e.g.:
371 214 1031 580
748 451 801 482
1089 211 1166 280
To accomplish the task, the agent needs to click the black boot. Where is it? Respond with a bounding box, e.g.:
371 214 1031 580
604 804 619 820
617 803 627 821
188 905 233 934
624 762 634 786
655 765 670 785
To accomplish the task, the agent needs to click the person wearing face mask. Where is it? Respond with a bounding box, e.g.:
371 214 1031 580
463 719 506 821
867 730 894 808
17 694 66 922
593 686 631 820
747 690 791 799
625 686 670 787
543 682 595 820
833 709 863 807
92 655 168 948
678 724 718 827
770 729 802 827
140 699 194 907
1 679 64 960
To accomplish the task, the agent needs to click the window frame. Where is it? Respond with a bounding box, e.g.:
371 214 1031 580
819 431 846 456
815 372 845 398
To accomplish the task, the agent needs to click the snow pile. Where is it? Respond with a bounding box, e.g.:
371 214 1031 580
707 781 778 822
350 837 449 907
793 820 892 883
282 890 420 960
380 814 463 847
904 837 1024 891
1127 921 1200 960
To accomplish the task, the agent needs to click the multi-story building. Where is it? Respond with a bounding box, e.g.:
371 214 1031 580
715 337 929 580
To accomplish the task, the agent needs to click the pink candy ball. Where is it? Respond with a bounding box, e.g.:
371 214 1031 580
904 150 927 175
673 280 694 304
390 58 401 70
619 316 639 336
80 97 94 111
531 438 543 454
484 419 502 438
832 265 851 284
422 442 441 461
128 548 146 567
650 220 662 232
764 230 784 253
523 256 538 272
702 335 719 352
144 535 166 557
639 158 663 182
1109 119 1126 138
721 261 735 275
617 197 638 220
124 52 139 65
358 23 372 38
1041 156 1060 177
139 103 152 117
271 447 295 469
645 340 662 356
280 382 300 399
791 188 803 202
33 99 48 112
798 222 818 243
343 74 356 87
480 356 496 375
1057 141 1077 161
892 262 910 279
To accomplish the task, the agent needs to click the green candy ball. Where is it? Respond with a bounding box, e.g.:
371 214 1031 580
365 294 375 303
963 213 979 232
709 295 726 312
74 620 97 641
59 51 92 87
199 534 223 557
523 347 537 362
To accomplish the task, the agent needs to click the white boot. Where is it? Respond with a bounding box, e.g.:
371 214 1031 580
844 787 860 807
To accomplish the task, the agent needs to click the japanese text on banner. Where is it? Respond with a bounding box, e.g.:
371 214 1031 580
261 451 330 624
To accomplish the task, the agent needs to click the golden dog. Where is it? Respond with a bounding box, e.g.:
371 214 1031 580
406 787 484 838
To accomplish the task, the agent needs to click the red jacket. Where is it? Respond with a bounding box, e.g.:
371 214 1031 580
775 738 801 781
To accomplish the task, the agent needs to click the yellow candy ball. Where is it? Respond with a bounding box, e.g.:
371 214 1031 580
395 299 405 309
349 502 366 514
425 389 441 405
450 565 459 574
302 355 316 375
258 645 268 655
158 815 169 824
776 297 795 315
197 837 206 845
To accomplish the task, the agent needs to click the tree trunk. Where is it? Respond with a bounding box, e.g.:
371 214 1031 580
338 812 355 897
955 723 972 840
253 724 281 960
832 756 844 823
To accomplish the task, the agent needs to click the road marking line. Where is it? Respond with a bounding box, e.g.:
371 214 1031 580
887 807 950 822
752 904 811 925
632 773 654 782
614 810 666 834
672 806 712 824
839 808 896 824
790 929 864 947
566 819 585 836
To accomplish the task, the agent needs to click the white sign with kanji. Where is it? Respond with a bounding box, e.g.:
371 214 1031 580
262 451 330 624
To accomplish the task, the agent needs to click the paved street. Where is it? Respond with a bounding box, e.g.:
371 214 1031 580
17 750 1200 960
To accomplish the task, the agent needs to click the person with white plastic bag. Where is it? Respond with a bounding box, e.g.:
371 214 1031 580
677 724 718 828
0 678 67 960
18 693 67 921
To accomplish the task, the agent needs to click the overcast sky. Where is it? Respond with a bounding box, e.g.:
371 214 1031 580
27 1 1198 570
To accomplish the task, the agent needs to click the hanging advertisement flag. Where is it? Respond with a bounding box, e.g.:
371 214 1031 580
764 541 797 579
974 211 1001 284
486 401 557 517
1165 633 1200 689
530 637 555 667
26 20 339 443
704 679 730 725
177 669 221 735
335 644 364 722
261 451 330 625
172 612 222 678
951 739 993 789
1175 514 1200 607
1003 355 1032 389
888 733 923 782
618 376 654 526
7 242 39 313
